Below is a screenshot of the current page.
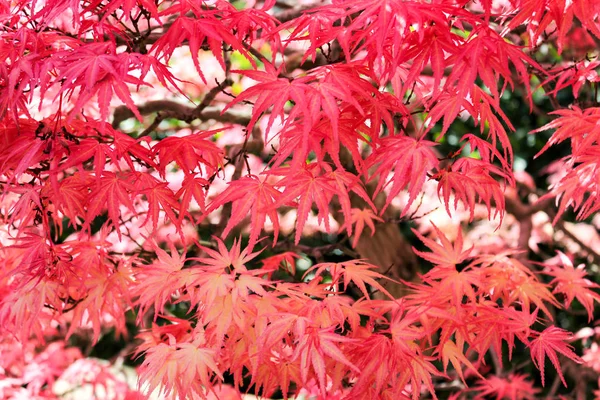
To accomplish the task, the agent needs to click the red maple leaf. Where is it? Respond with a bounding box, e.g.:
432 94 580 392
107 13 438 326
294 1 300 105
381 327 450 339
53 42 146 122
474 373 540 400
150 15 252 83
270 164 335 243
543 252 600 321
208 175 281 249
434 158 508 223
306 260 394 299
154 129 224 176
367 135 439 214
412 223 473 268
528 326 582 386
84 172 137 237
340 208 384 249
139 182 181 234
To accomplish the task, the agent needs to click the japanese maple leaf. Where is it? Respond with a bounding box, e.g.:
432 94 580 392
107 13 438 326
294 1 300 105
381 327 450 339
139 182 181 234
53 138 113 177
366 135 439 214
220 6 281 48
233 274 270 303
139 335 222 399
509 0 600 53
470 87 516 167
343 0 450 78
53 42 145 122
195 237 261 273
426 89 472 138
427 25 537 137
222 62 317 141
533 106 600 158
190 238 271 320
254 344 302 399
340 208 384 249
540 148 600 222
478 254 560 318
150 15 252 83
186 240 262 339
571 0 600 41
404 353 441 400
292 327 359 396
306 260 394 299
138 338 180 398
473 373 540 400
505 0 564 50
272 164 340 245
412 223 473 268
271 111 368 172
0 134 44 182
84 172 137 237
464 304 537 366
325 168 375 237
134 239 190 319
208 175 281 249
6 183 42 228
399 25 457 97
261 252 300 276
349 334 396 395
511 277 561 320
82 0 159 20
224 62 365 151
65 259 130 344
111 129 157 170
173 340 223 393
543 252 600 321
528 326 582 386
419 266 480 308
189 273 236 320
277 6 346 64
301 64 378 153
0 277 58 342
543 60 600 100
460 133 511 172
434 158 507 223
355 91 408 146
443 24 535 107
7 231 53 277
437 339 483 384
135 316 195 355
154 129 224 176
176 175 208 223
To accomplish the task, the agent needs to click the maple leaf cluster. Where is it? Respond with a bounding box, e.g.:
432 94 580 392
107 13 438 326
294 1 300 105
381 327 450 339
1 0 600 399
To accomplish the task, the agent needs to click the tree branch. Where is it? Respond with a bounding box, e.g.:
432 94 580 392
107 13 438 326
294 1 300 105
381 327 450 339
112 101 251 130
553 213 600 266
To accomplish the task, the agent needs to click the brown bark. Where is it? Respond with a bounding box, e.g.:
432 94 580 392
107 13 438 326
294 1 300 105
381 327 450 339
350 182 420 299
334 149 420 299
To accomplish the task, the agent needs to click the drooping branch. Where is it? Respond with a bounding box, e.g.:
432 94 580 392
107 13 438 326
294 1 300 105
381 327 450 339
504 193 554 262
505 189 600 266
551 211 600 266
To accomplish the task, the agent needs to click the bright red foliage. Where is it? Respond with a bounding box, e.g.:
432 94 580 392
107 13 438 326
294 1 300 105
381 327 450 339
1 0 599 399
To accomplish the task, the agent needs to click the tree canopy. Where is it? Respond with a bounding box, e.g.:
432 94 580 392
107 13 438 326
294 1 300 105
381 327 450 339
2 0 600 399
